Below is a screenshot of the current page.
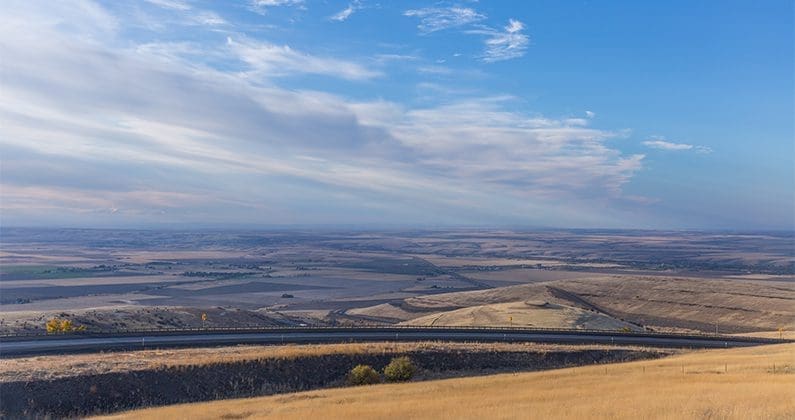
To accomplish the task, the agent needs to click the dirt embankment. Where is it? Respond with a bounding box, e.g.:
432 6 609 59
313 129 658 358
1 348 663 418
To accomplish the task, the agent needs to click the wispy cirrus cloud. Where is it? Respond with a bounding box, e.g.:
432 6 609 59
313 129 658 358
468 19 529 62
252 0 303 7
141 0 227 27
0 0 653 227
227 36 381 80
190 11 226 26
330 0 362 22
404 6 485 33
144 0 190 11
249 0 304 15
643 138 712 153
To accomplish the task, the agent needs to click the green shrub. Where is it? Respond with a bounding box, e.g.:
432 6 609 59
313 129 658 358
383 356 416 382
347 364 381 386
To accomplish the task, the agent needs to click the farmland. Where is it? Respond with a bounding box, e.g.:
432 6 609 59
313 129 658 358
2 228 793 335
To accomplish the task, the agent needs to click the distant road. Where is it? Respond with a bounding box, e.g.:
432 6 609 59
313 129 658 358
0 327 785 357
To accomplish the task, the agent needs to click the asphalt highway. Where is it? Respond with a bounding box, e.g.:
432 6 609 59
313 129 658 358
0 327 783 357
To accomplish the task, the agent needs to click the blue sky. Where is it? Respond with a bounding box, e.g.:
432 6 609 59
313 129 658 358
0 0 792 229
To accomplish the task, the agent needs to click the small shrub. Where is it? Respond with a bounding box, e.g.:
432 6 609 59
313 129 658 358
45 318 86 333
619 326 632 333
383 356 416 382
347 364 381 386
46 318 61 333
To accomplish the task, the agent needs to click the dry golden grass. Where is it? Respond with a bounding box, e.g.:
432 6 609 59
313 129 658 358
100 343 795 420
733 330 795 340
401 300 637 331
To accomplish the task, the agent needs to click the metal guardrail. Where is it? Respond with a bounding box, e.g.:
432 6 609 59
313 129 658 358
0 325 788 344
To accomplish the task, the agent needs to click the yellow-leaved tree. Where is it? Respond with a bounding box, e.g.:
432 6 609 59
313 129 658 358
46 318 86 333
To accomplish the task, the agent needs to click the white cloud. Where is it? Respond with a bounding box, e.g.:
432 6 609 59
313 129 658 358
249 0 304 14
330 1 361 22
227 37 381 80
585 110 595 118
417 65 453 75
252 0 303 6
373 54 419 63
0 0 651 227
192 11 226 26
469 19 529 62
506 19 523 33
643 140 692 150
145 0 191 10
643 139 712 153
404 7 485 33
353 96 644 197
141 0 227 27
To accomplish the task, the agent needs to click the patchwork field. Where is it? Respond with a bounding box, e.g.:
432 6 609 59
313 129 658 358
1 228 793 335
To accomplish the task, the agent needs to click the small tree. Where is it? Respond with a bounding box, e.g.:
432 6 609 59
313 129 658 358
347 364 381 386
45 318 86 333
46 318 61 333
59 319 75 332
383 356 416 382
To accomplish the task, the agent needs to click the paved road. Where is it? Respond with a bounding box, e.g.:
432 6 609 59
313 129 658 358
0 328 782 357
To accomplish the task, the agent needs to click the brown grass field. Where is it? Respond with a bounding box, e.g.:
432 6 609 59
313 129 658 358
100 343 795 420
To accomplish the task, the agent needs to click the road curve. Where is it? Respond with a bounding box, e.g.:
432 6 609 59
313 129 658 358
0 327 784 357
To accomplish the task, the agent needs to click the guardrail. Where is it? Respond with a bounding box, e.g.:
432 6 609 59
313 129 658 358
0 325 788 344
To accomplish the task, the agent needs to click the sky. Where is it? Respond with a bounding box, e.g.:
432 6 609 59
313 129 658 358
0 0 793 230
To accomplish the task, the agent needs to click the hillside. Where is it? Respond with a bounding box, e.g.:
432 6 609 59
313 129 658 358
401 300 641 331
349 275 795 333
100 343 795 420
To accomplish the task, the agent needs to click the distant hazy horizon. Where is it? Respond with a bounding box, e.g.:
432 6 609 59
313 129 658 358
1 1 793 230
3 226 794 236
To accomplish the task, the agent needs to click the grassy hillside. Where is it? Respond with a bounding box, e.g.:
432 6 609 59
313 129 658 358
351 275 795 333
401 300 641 331
101 343 795 420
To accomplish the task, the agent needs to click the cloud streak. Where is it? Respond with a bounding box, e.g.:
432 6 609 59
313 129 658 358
249 0 304 15
330 0 361 22
144 0 190 11
404 6 485 33
468 19 530 62
643 139 712 153
227 36 381 80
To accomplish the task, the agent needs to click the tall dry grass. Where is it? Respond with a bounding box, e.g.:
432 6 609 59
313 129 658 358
100 343 795 420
